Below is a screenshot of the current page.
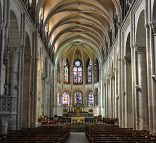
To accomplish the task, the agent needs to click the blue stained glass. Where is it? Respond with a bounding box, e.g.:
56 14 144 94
74 91 82 105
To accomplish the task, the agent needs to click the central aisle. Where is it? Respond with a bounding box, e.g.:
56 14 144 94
66 132 89 143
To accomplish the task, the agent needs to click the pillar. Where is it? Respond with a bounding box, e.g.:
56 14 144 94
151 24 156 133
8 46 19 131
0 115 11 135
135 46 148 130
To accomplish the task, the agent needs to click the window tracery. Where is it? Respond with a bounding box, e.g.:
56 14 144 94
62 92 70 105
74 91 82 105
64 60 69 83
73 60 83 84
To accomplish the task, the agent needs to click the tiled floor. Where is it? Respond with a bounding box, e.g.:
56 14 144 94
66 132 89 143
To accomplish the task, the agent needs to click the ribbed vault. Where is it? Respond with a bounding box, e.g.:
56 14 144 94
36 0 121 62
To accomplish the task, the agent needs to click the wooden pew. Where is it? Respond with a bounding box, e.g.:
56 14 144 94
85 125 156 143
0 125 70 143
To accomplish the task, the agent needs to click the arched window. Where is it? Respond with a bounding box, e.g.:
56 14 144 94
88 91 94 106
73 60 83 84
64 60 69 83
62 92 70 105
74 91 83 105
87 60 92 83
94 59 99 82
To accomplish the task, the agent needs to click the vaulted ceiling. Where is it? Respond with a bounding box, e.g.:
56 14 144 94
37 0 122 62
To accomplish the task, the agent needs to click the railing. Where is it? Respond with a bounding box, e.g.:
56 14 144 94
0 96 17 114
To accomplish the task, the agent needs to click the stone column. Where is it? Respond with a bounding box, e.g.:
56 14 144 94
0 23 5 96
124 56 132 128
0 115 11 135
114 69 118 118
103 81 106 117
8 46 19 131
109 77 113 118
121 58 125 127
118 58 122 127
54 66 57 115
135 46 148 130
111 75 115 118
49 63 54 118
151 24 156 133
105 80 108 117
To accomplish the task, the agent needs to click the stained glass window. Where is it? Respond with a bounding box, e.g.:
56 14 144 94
74 91 82 105
94 59 99 82
88 91 94 106
73 60 83 84
64 60 69 83
62 92 69 105
87 61 92 83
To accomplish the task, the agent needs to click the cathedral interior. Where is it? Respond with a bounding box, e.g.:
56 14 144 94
0 0 156 142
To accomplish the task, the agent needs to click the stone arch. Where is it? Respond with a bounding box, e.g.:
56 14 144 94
135 10 148 130
135 11 146 47
22 32 32 128
125 33 133 128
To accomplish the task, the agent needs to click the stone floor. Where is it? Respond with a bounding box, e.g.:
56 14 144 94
65 132 89 143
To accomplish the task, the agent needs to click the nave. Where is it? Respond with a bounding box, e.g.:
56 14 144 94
1 0 156 140
65 132 88 143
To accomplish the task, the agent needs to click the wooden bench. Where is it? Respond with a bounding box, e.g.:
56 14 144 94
0 125 70 143
85 125 156 143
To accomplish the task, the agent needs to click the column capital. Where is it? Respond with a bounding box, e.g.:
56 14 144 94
8 43 20 53
10 47 20 53
135 46 145 53
149 22 156 35
0 22 8 30
123 56 131 63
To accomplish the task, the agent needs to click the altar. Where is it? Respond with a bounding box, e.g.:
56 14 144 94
64 107 93 124
71 116 85 124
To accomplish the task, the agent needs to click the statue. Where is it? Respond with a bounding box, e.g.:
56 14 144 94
75 107 81 117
